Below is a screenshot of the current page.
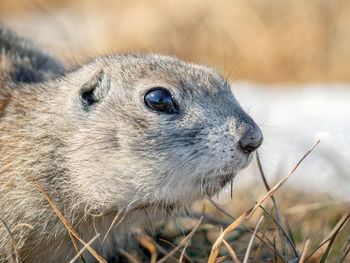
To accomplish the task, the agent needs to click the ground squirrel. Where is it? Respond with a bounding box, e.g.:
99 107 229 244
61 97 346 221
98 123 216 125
0 26 263 262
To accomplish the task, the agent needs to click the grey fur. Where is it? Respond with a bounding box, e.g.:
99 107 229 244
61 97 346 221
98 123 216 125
0 26 262 262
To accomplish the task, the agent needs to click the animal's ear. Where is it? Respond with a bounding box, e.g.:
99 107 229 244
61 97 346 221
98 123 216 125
79 69 110 111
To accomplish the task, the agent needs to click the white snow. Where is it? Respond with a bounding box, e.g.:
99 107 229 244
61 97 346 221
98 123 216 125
231 82 350 201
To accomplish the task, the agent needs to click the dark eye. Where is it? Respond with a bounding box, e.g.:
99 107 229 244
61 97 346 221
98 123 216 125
144 88 178 114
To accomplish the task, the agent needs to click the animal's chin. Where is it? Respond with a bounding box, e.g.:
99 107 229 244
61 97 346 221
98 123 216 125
133 172 238 213
101 156 254 216
189 167 234 199
202 154 255 197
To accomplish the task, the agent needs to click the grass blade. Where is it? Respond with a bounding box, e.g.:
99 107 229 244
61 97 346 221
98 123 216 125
256 151 289 257
223 239 241 263
299 238 310 263
320 213 350 263
30 177 107 263
156 216 203 263
69 233 100 263
336 233 350 263
0 217 20 263
243 216 264 263
208 140 319 263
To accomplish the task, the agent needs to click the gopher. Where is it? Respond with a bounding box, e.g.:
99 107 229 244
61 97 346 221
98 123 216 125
0 26 262 262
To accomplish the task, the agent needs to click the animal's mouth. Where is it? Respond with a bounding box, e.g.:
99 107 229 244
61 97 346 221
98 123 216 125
195 169 236 198
201 153 255 196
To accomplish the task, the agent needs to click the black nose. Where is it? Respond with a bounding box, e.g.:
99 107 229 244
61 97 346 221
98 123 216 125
238 131 263 155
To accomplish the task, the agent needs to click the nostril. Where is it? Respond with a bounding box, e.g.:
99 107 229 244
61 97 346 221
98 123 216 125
238 135 263 155
239 142 256 154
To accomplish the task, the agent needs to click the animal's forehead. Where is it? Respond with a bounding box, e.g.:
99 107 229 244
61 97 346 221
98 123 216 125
161 65 231 100
116 54 230 96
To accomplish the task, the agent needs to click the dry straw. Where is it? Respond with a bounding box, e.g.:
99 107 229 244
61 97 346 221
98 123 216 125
30 177 107 263
208 140 320 263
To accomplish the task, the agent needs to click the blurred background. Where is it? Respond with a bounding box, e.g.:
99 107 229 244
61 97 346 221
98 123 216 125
2 1 350 261
1 0 349 199
2 0 350 83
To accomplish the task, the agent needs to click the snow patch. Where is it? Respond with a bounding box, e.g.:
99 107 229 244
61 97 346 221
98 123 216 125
231 82 350 201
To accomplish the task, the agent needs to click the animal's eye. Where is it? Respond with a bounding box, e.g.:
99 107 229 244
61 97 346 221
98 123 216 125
144 88 178 114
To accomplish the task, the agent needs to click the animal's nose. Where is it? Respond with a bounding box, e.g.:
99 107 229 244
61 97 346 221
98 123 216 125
238 129 263 155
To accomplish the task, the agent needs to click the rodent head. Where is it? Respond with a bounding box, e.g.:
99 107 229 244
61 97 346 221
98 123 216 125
63 54 262 213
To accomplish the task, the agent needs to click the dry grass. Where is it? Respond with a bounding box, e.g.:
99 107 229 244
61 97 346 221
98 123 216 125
2 0 350 83
130 199 349 263
30 176 107 263
115 140 349 263
15 140 349 262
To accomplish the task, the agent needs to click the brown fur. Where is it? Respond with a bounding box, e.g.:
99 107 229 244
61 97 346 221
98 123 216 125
0 26 262 262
